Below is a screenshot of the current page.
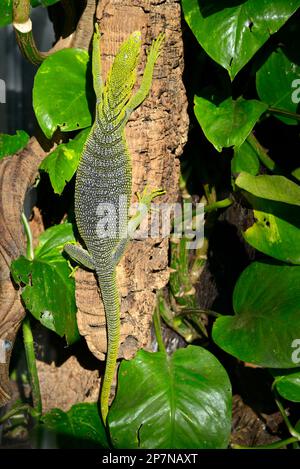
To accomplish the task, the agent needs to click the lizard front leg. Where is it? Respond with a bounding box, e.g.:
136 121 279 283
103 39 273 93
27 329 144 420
112 187 165 264
92 23 103 104
124 33 165 116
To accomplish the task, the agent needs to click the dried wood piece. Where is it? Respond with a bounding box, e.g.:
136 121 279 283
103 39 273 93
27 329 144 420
75 0 188 361
37 356 100 413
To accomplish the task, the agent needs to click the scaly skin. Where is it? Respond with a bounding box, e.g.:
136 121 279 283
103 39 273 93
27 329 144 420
65 25 164 424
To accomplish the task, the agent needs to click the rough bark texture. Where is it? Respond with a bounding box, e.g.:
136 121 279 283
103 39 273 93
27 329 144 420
0 138 46 405
75 0 188 361
36 356 100 413
0 0 188 411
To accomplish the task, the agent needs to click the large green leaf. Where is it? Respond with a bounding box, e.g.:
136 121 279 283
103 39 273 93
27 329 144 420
181 0 300 79
38 403 109 448
245 210 300 264
292 168 300 182
11 224 79 344
232 140 260 176
256 47 300 125
33 48 93 139
109 346 232 449
0 130 29 159
212 262 300 368
236 172 300 206
194 96 267 152
272 369 300 402
40 128 90 195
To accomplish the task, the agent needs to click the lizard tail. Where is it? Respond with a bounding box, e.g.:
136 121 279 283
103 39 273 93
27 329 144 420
97 267 120 425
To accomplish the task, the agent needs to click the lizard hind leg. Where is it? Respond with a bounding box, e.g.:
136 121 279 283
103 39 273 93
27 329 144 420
93 23 103 104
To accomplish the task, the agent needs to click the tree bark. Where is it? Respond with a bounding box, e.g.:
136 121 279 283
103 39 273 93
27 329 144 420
76 0 188 365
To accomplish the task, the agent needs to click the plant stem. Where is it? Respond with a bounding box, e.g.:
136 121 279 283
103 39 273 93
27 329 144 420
247 133 275 171
178 308 222 318
268 107 300 122
175 198 232 227
203 183 216 206
22 317 42 417
13 0 46 65
21 212 42 417
204 198 232 213
274 390 300 439
21 213 34 260
13 0 30 23
157 291 199 343
0 404 30 425
232 436 298 449
153 303 166 354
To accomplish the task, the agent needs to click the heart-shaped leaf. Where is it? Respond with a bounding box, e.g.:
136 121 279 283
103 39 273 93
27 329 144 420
212 262 300 368
236 172 300 206
182 0 300 79
11 223 79 344
33 48 93 139
272 369 300 402
256 47 300 125
37 403 109 448
109 346 232 449
194 96 267 152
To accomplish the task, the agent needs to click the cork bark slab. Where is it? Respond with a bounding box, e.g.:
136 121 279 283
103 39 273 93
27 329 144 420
36 356 100 413
75 0 188 361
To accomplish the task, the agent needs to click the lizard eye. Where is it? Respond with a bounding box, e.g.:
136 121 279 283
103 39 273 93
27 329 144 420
132 31 141 43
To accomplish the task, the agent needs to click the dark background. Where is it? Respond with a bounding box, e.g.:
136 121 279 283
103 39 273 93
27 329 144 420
0 7 54 134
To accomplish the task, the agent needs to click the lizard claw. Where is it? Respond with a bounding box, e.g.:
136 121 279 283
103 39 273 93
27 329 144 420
94 22 100 38
67 262 79 278
136 186 165 207
147 32 165 62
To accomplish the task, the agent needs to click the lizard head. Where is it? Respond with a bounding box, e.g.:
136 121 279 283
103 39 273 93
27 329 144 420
119 31 142 70
101 31 142 120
